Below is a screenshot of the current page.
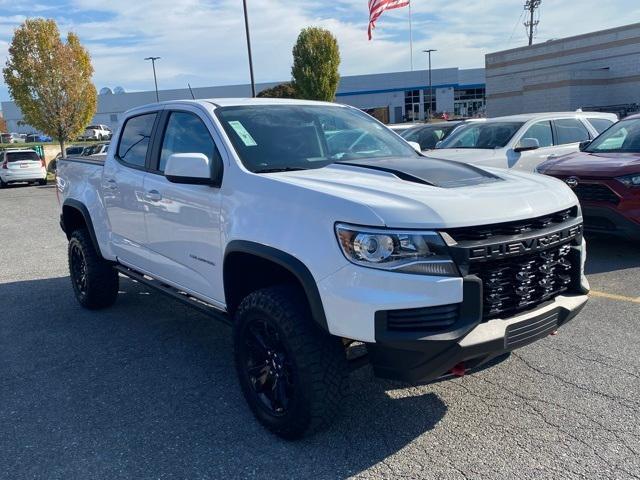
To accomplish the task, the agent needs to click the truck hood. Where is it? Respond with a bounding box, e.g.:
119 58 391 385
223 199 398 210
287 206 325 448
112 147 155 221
539 151 640 177
265 158 577 229
429 148 501 164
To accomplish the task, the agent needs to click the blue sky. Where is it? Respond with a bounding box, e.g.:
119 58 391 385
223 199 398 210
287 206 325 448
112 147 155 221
1 0 639 102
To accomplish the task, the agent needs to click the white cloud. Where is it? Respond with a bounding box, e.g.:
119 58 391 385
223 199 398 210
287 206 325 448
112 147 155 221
0 0 639 99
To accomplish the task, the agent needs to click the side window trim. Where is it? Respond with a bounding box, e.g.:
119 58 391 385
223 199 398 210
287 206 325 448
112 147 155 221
114 110 161 172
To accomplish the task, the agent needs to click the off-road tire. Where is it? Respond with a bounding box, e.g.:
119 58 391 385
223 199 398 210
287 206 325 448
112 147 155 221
233 285 347 440
68 228 119 309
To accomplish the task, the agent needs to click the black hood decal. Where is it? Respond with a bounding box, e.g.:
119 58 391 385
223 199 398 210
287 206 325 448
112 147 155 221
338 156 503 188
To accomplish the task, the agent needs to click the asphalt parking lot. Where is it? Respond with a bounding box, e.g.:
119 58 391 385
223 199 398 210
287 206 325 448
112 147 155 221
1 184 639 480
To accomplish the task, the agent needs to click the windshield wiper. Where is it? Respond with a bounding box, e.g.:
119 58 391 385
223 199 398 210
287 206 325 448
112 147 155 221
253 167 305 173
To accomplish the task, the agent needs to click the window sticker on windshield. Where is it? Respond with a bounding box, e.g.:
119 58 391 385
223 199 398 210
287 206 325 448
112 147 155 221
228 121 257 147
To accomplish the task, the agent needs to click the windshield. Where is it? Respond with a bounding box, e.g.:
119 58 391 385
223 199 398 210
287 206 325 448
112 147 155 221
438 121 524 149
401 124 457 150
215 105 418 172
586 119 640 153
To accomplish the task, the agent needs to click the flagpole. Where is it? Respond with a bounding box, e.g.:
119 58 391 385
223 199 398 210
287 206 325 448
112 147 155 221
409 1 414 70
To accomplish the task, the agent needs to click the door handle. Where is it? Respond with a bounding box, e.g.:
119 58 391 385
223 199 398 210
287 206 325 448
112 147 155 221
547 154 559 159
144 190 162 202
103 178 118 190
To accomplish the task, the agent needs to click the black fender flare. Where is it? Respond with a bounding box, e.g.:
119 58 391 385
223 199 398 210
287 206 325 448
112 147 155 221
61 199 102 256
224 240 329 332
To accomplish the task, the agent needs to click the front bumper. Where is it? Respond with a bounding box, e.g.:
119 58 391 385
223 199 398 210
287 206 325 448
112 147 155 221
368 291 588 383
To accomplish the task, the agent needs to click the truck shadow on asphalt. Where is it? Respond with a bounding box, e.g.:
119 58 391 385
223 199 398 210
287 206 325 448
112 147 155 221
584 236 640 275
1 275 447 478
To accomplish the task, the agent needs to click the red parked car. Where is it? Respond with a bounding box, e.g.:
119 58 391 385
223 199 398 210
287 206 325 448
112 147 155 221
537 114 640 241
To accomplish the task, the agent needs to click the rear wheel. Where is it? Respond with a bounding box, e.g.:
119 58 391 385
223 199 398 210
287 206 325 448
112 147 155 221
233 285 347 439
0 178 7 188
68 229 119 309
38 178 47 186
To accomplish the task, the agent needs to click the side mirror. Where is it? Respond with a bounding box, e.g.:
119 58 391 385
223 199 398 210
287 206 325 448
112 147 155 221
164 153 217 185
514 137 540 152
407 141 422 153
579 140 591 152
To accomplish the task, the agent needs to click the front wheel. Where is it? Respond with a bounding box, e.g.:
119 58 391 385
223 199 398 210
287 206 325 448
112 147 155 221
68 229 119 309
233 286 347 439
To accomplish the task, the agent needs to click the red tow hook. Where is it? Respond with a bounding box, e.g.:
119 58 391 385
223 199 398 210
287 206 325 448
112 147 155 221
451 362 466 377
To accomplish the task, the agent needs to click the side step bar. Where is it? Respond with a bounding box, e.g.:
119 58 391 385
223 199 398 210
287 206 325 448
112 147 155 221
114 265 231 326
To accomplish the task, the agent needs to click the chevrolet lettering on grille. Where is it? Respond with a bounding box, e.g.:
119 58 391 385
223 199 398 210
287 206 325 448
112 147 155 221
466 223 582 261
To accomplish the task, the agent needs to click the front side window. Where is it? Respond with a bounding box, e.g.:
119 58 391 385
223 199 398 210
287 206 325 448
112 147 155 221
520 121 553 148
586 119 640 152
553 118 590 145
438 122 524 149
215 105 418 173
159 112 220 172
117 113 157 168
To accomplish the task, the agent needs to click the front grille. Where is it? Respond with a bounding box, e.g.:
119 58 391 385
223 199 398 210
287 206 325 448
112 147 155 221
469 243 576 320
386 304 459 332
574 183 619 205
447 208 577 241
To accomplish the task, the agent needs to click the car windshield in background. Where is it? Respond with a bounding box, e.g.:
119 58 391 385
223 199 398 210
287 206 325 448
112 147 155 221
215 105 418 173
586 119 640 153
438 122 524 149
401 124 458 150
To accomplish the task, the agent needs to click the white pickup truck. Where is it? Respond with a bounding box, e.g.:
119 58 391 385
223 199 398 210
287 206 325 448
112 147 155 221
57 98 589 439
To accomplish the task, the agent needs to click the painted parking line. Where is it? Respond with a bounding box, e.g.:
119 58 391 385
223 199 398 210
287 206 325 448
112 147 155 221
590 290 640 304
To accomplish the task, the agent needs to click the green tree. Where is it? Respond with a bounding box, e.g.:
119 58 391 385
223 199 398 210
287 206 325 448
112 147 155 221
291 27 340 101
257 83 298 99
3 19 97 157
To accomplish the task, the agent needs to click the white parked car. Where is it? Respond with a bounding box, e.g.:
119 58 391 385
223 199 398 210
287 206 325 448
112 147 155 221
80 125 112 141
0 149 47 187
432 112 618 172
57 98 588 439
1 133 26 144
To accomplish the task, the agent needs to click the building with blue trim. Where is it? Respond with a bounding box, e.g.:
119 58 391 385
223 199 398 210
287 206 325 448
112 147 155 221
1 66 486 133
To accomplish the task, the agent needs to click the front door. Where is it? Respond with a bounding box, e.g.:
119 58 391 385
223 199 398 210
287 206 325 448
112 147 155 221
142 108 225 305
103 111 158 267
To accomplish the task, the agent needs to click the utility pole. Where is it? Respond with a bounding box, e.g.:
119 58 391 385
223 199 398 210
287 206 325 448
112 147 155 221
423 49 436 121
144 57 161 102
524 0 541 46
242 0 256 97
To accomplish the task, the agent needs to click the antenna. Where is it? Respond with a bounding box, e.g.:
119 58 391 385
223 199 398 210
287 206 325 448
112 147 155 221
188 83 195 100
524 0 541 46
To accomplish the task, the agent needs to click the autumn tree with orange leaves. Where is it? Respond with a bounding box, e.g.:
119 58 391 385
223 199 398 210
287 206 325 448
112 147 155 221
3 19 96 157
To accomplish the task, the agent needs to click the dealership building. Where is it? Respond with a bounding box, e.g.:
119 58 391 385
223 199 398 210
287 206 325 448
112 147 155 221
1 67 486 133
486 22 640 117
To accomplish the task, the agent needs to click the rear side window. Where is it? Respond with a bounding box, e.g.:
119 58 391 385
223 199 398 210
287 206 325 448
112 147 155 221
159 112 220 172
7 152 40 162
588 118 614 134
553 119 590 145
117 113 157 168
521 121 553 148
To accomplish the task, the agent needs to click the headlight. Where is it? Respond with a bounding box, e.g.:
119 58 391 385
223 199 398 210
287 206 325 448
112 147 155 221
616 173 640 187
335 223 459 276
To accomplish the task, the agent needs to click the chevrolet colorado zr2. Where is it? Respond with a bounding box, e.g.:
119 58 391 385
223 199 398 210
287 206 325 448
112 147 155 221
57 98 589 439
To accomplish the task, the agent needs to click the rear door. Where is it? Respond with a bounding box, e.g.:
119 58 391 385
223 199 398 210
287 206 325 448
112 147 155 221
550 117 591 159
142 106 225 305
103 110 160 268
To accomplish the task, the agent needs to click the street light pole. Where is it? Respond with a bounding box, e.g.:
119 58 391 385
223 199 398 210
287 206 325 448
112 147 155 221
144 56 161 102
242 0 256 97
422 49 437 121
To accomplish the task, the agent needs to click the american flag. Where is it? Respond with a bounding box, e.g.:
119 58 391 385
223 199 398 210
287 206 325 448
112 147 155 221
368 0 410 40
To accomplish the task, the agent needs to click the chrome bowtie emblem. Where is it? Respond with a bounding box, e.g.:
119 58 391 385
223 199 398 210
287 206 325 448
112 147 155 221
565 176 579 188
